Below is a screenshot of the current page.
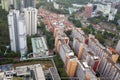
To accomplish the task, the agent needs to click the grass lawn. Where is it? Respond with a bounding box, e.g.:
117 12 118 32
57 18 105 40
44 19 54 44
53 53 68 78
13 60 53 70
13 77 23 80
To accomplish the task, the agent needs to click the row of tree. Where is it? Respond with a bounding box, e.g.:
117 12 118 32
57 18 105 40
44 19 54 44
0 7 9 46
53 52 68 77
82 25 105 44
68 14 82 28
38 21 54 50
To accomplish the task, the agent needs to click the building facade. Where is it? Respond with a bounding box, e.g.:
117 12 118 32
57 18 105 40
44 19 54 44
8 10 27 58
116 40 120 54
76 61 97 80
24 7 37 36
13 0 20 10
14 0 36 11
22 0 36 8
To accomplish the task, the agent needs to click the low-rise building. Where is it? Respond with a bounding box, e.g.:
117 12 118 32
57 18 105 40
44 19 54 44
33 64 45 80
16 65 31 76
83 4 93 18
38 9 74 33
0 64 14 80
0 71 13 80
16 64 46 80
31 37 49 57
49 67 61 80
0 72 4 80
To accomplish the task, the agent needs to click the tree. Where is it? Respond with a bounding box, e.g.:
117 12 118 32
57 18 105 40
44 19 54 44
95 33 105 44
118 56 120 63
88 16 107 24
68 14 75 21
79 7 85 12
47 35 54 50
38 21 54 50
112 13 120 25
53 53 67 77
72 20 82 28
81 27 91 35
65 30 72 36
65 30 73 41
0 7 10 52
87 24 95 34
116 26 120 30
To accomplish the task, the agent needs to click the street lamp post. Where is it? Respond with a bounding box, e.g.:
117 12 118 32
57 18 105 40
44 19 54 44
4 45 10 55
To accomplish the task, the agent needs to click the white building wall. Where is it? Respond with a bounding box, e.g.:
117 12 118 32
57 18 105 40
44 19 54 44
73 39 80 55
59 45 66 63
8 10 19 52
18 17 27 57
31 9 37 35
116 40 120 54
76 61 85 80
8 10 27 58
8 14 16 52
24 7 37 36
114 72 120 80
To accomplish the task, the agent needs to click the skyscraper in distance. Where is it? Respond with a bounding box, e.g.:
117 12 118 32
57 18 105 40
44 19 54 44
13 0 21 10
47 0 53 2
23 7 37 36
1 0 13 11
23 0 36 8
14 0 36 11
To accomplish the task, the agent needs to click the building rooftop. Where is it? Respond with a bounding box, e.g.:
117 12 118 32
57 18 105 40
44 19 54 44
16 64 46 80
49 67 61 80
62 44 74 56
108 47 119 54
38 8 74 33
77 61 97 80
56 30 68 38
33 64 45 80
0 64 13 72
31 37 48 57
82 62 89 68
16 65 31 76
